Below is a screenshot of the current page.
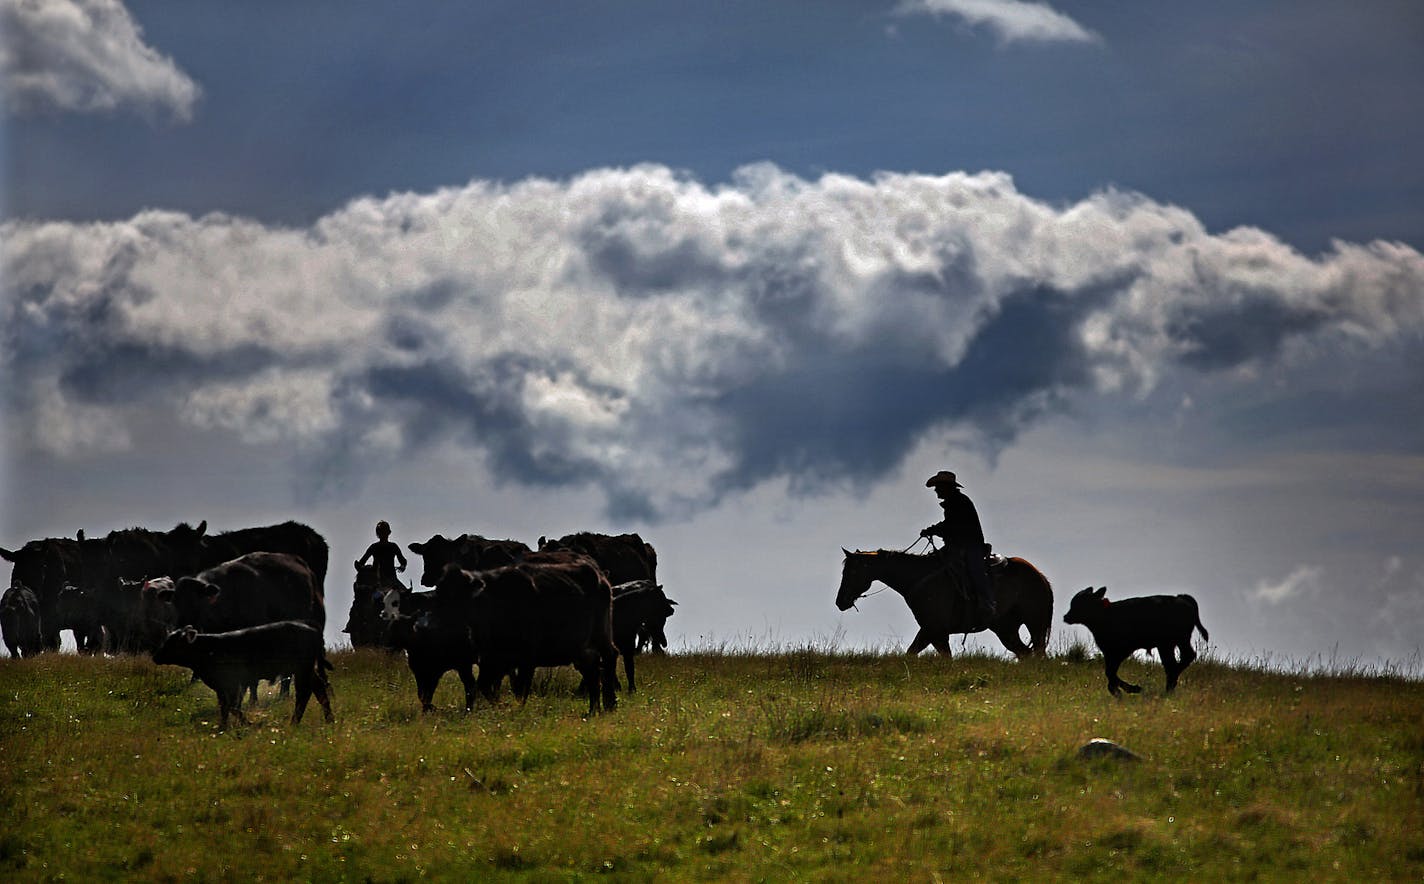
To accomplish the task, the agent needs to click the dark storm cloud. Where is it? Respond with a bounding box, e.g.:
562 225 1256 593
3 166 1421 518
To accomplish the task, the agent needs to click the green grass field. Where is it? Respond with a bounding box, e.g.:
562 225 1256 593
2 646 1421 881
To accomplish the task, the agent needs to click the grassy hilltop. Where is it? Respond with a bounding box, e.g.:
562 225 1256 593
2 648 1421 881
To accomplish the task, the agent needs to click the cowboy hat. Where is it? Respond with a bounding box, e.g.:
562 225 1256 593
925 470 962 488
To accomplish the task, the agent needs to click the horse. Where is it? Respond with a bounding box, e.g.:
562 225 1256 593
836 548 1053 658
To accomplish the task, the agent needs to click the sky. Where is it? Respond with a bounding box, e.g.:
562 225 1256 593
3 0 1422 669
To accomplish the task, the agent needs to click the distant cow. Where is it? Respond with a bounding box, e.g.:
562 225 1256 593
152 622 334 729
438 551 618 714
56 583 106 653
609 580 677 692
538 532 658 586
1063 586 1209 695
407 534 531 587
1 584 44 658
380 589 479 713
1 536 85 650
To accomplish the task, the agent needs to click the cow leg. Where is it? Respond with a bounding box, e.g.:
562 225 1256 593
291 669 312 724
617 638 635 693
573 657 600 716
476 668 502 704
455 665 477 713
414 670 438 712
600 646 618 712
991 621 1033 660
312 672 334 723
278 675 292 698
512 667 534 702
906 628 933 656
1104 651 1140 695
930 635 954 657
217 687 246 729
1158 645 1181 694
1178 637 1198 669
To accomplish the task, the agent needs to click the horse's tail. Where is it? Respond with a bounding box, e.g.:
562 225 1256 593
1007 557 1053 656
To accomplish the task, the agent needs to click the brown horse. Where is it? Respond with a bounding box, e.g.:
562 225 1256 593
836 548 1052 658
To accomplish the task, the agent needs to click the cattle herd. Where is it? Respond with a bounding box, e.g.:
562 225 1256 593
3 519 1213 726
0 521 677 725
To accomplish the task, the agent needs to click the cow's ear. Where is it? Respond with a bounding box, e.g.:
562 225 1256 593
195 520 207 537
77 529 86 542
1095 586 1108 597
0 547 15 562
157 586 175 603
183 626 198 643
407 542 424 554
202 581 220 599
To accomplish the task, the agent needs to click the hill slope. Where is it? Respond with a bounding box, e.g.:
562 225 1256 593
2 649 1420 879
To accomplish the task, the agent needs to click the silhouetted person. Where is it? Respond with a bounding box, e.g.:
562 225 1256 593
356 520 407 591
919 470 995 629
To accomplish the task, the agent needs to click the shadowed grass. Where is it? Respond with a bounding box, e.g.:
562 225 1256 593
1 646 1420 879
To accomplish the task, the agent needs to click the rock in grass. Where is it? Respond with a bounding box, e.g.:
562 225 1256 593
1078 738 1142 762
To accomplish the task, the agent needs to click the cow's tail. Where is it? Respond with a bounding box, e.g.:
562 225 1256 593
1185 595 1209 642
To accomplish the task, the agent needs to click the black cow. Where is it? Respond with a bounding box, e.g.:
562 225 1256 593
1 536 85 650
1 585 44 658
407 533 531 587
164 552 324 634
56 583 106 653
609 580 677 692
438 551 618 714
161 552 325 702
152 621 334 729
196 521 330 598
380 589 479 713
1063 586 1209 695
538 532 658 586
134 577 178 653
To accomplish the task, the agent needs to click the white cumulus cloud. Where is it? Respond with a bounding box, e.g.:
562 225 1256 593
0 0 200 120
3 164 1422 517
895 0 1099 45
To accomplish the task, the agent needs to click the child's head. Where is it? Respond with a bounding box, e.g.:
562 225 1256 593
376 520 391 540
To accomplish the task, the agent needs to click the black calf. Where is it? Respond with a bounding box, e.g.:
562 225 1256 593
1063 586 1208 695
152 621 335 728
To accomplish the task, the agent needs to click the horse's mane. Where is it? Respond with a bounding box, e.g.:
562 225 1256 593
848 548 933 560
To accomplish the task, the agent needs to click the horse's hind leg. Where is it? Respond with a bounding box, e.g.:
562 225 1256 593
992 620 1033 660
906 628 933 656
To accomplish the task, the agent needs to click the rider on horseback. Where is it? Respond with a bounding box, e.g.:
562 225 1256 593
918 470 996 630
356 520 407 592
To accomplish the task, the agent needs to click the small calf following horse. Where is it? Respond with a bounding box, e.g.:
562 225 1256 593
152 620 335 729
1063 586 1209 695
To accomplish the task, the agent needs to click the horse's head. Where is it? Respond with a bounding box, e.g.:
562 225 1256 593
836 548 875 611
